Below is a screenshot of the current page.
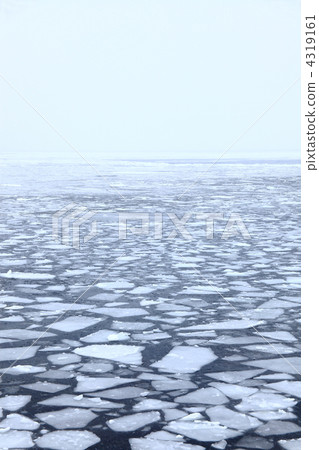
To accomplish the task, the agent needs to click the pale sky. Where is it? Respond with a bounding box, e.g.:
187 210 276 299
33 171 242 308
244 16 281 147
0 0 300 160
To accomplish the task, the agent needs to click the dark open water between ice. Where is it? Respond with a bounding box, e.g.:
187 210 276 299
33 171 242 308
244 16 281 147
0 160 300 449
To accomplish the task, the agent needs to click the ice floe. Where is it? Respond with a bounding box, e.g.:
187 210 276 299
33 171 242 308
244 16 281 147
80 329 130 343
75 375 139 392
206 405 261 431
208 382 258 399
256 420 301 436
278 438 301 450
74 344 144 364
165 419 241 441
175 387 228 405
0 430 34 448
107 411 161 432
50 316 101 332
39 394 122 409
130 438 205 449
235 392 297 412
151 346 217 373
36 430 100 449
0 345 40 362
36 407 97 429
0 395 31 411
0 413 39 430
22 381 68 393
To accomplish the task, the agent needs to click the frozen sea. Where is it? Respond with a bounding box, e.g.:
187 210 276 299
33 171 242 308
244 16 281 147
0 159 300 449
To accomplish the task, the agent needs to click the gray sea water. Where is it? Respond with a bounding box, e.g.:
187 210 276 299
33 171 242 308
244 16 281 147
0 159 300 449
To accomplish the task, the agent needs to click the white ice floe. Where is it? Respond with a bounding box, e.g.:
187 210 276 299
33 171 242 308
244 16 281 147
243 357 301 375
256 331 297 342
256 420 301 436
0 395 31 411
143 430 183 441
0 430 34 448
89 386 148 399
0 345 40 362
180 319 263 331
107 411 160 432
39 393 122 409
47 353 81 365
175 387 228 405
80 329 130 343
151 346 217 373
267 380 301 398
0 329 54 339
61 269 89 277
78 362 113 373
0 296 34 304
30 302 91 311
87 293 122 301
206 369 265 383
130 286 157 294
36 369 75 380
163 409 186 421
46 286 65 292
36 296 63 302
250 410 296 421
112 321 153 331
133 332 170 341
165 419 241 441
208 382 258 399
182 285 228 295
259 299 299 309
0 315 24 322
0 272 55 280
97 280 134 290
0 365 46 375
255 373 294 381
50 316 101 332
74 344 144 365
133 398 176 411
235 392 297 412
152 379 197 391
206 405 261 431
21 381 68 393
36 407 97 429
211 336 264 345
92 307 149 317
36 430 100 450
278 438 301 450
236 435 273 449
0 413 39 430
211 440 227 449
130 438 205 450
243 344 295 355
75 375 139 392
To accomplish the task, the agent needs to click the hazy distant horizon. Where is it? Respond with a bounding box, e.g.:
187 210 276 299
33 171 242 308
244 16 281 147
0 153 300 164
0 0 300 161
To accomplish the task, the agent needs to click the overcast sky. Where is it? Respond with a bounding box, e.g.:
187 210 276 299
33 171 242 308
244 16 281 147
0 0 300 160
